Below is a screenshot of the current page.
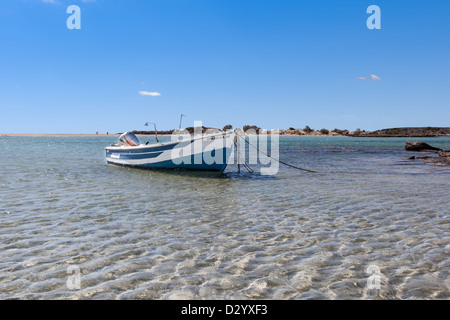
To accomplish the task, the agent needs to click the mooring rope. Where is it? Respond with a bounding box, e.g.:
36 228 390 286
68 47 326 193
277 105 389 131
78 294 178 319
238 151 254 173
237 133 317 173
234 136 253 173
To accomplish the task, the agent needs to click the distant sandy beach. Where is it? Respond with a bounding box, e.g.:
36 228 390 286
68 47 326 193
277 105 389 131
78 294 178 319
0 133 174 137
1 133 118 137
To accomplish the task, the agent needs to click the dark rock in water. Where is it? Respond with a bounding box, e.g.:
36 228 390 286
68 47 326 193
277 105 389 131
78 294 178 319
439 150 450 158
407 148 450 166
422 157 450 166
405 141 442 151
408 155 432 159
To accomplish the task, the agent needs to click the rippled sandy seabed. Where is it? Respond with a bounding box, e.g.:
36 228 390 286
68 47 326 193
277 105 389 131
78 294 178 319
0 135 449 299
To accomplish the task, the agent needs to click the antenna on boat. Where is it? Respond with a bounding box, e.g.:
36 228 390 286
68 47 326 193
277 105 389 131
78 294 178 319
144 122 159 143
178 114 186 140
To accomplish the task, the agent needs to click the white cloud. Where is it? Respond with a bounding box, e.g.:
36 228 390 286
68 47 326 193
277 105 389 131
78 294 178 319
139 91 161 96
369 74 382 81
356 74 383 81
40 0 96 4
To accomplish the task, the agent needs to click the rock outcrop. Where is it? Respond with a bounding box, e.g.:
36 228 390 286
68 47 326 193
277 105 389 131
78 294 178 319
438 150 450 158
405 141 441 151
410 149 450 166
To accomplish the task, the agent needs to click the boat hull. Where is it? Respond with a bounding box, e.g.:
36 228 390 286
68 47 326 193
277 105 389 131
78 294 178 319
105 131 235 172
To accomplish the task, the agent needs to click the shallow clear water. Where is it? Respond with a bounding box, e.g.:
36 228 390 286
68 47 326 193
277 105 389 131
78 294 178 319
0 135 449 299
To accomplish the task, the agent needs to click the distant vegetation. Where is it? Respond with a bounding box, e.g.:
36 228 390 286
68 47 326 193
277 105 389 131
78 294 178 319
264 126 450 137
243 125 262 133
352 127 450 137
332 129 349 135
303 126 313 134
131 126 450 137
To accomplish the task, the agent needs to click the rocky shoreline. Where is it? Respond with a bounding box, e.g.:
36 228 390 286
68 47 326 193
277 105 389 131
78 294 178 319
406 141 450 166
3 126 449 138
131 127 450 137
275 126 450 137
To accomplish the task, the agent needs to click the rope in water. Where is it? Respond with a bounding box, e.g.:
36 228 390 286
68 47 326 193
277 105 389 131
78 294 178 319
234 136 254 173
237 133 317 173
238 150 254 173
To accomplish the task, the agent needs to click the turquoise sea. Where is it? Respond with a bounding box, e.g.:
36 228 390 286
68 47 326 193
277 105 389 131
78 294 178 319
0 135 449 299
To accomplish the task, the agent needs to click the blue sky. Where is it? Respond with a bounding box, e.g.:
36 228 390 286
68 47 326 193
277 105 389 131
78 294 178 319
0 0 449 133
